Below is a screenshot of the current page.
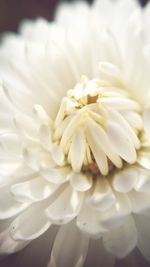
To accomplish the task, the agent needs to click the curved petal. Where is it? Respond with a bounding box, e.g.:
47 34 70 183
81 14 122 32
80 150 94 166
0 187 30 220
9 204 51 241
47 220 89 267
41 166 70 184
0 228 29 254
103 216 137 258
85 238 115 267
128 190 150 213
113 167 138 193
134 212 150 262
99 193 131 230
77 202 106 237
69 171 92 192
45 185 83 224
11 177 59 203
88 177 116 211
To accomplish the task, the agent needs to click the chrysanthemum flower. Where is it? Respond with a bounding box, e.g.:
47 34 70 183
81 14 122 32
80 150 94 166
1 0 150 266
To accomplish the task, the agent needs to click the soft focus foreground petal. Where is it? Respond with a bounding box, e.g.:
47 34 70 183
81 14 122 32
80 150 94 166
47 220 89 267
134 212 150 261
9 204 51 241
1 226 58 267
45 185 83 224
103 216 137 258
84 238 115 267
0 222 29 254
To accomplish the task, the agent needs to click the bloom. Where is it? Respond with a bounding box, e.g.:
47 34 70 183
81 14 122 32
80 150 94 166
1 0 150 266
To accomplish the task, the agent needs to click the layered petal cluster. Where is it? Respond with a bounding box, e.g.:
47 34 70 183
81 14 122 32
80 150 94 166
1 0 150 267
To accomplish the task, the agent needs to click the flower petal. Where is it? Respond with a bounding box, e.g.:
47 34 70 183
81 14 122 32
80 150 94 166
88 177 116 211
9 205 51 241
113 167 138 193
100 193 131 230
135 212 150 261
69 128 86 172
103 216 137 258
107 121 137 164
128 190 150 213
0 187 30 219
11 177 59 203
45 185 83 224
69 171 92 192
77 202 106 237
47 220 89 267
0 228 29 254
41 166 70 184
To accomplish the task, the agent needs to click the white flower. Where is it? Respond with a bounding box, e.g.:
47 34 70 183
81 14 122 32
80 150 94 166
1 0 150 266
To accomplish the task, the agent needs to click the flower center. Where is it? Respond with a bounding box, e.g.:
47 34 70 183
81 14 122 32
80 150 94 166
53 77 143 176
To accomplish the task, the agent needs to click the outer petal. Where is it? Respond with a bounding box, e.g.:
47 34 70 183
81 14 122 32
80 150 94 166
45 185 83 224
47 220 89 267
103 216 137 258
134 212 150 262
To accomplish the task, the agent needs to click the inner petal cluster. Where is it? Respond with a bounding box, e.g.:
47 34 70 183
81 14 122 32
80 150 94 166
53 77 143 176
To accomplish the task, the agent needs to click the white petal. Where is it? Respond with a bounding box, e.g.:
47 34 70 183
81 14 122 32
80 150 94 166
86 118 122 169
69 171 92 192
45 185 83 224
77 202 106 237
86 121 108 175
41 166 70 184
38 124 52 151
99 62 121 82
88 177 116 211
47 220 89 267
99 97 140 111
107 121 137 163
135 169 150 194
123 111 143 130
137 151 150 170
0 228 29 254
9 205 51 240
128 190 150 213
11 177 58 202
100 193 131 230
0 187 30 219
144 108 150 138
50 143 65 166
135 212 150 261
103 216 137 258
113 167 138 193
69 128 86 172
108 107 140 149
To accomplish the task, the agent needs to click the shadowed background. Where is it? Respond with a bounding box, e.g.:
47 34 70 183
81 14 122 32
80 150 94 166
0 0 149 33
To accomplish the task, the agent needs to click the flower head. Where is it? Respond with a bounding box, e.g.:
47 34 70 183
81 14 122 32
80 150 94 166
1 0 150 266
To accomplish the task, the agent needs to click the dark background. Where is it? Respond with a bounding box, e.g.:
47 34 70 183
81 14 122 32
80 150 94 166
0 0 149 33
